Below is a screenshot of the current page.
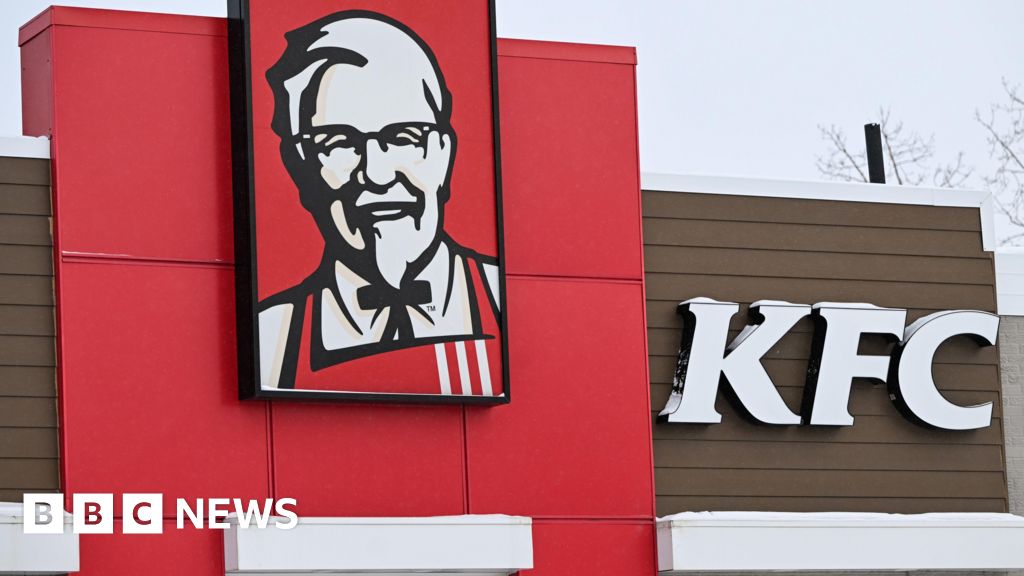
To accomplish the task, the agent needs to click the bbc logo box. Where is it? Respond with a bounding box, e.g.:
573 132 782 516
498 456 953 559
22 494 298 534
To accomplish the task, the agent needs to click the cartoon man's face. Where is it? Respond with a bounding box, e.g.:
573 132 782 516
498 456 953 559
307 61 453 288
271 17 457 291
254 12 505 395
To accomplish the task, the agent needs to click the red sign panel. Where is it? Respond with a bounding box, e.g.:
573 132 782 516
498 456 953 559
228 0 507 402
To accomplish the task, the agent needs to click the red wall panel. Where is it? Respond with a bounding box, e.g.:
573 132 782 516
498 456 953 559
466 277 654 518
525 521 657 576
57 261 270 515
272 402 466 517
19 27 52 138
498 43 643 281
77 521 223 576
21 7 656 573
42 23 233 263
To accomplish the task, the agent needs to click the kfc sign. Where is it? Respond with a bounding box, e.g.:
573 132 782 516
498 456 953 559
658 298 999 431
228 1 507 402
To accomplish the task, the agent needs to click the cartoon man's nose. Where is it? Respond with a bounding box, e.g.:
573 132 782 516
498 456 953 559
363 138 397 187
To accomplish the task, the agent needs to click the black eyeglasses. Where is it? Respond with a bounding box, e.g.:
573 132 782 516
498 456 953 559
298 122 446 156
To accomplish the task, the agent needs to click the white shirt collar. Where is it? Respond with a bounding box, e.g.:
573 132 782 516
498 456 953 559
320 241 475 349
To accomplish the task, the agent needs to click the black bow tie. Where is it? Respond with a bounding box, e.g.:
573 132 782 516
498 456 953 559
356 280 432 341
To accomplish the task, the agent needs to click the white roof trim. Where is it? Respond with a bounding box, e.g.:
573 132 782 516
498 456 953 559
224 514 534 575
996 249 1024 315
0 502 79 574
0 136 49 159
656 511 1024 573
642 173 996 251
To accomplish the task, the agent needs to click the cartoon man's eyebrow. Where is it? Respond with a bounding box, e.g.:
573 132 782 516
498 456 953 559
303 45 368 68
422 80 442 120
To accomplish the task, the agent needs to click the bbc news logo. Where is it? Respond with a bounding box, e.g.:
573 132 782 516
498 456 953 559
23 494 298 534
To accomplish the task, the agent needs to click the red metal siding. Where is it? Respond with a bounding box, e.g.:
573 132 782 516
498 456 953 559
467 278 653 518
499 45 643 281
36 24 234 263
272 402 467 518
57 261 269 517
530 521 656 575
77 522 224 575
20 8 654 574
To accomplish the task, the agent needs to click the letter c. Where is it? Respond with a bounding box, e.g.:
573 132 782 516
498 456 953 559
133 502 152 526
889 310 997 430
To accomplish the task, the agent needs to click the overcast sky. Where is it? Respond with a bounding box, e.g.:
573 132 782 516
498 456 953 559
2 0 1022 242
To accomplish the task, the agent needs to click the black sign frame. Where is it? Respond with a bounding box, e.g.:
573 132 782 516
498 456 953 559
226 0 509 404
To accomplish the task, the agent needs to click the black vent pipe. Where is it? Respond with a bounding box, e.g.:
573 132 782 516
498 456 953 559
864 123 885 184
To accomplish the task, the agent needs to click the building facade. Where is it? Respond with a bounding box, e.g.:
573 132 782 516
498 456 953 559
1 5 1022 575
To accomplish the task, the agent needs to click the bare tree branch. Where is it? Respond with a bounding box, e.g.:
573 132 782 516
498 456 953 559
815 124 869 183
976 79 1024 245
977 109 1024 175
934 152 974 188
818 85 1024 245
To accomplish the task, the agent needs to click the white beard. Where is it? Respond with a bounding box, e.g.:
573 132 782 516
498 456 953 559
371 210 439 288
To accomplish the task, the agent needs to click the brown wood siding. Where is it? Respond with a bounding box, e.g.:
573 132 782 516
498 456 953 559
0 156 58 500
643 190 1008 516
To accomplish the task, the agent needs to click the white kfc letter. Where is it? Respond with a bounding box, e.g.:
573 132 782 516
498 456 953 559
658 298 805 425
804 303 907 426
889 310 997 430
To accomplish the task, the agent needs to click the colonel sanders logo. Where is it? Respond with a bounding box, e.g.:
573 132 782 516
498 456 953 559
250 10 504 397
